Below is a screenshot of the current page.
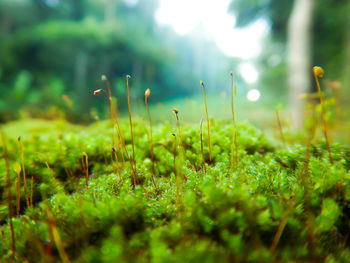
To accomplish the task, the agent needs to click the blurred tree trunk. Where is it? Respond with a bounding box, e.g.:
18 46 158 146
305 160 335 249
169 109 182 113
287 0 315 128
74 51 88 111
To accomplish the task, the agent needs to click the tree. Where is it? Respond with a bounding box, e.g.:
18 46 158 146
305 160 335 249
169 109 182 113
230 0 350 127
0 0 200 121
287 0 314 127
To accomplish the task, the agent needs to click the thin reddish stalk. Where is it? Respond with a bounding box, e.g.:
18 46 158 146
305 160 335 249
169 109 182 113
276 109 286 148
46 205 71 263
299 114 318 257
270 196 295 252
145 97 155 175
58 135 73 179
103 77 125 166
112 147 123 183
15 165 21 216
201 81 212 162
1 130 16 256
173 110 187 159
83 153 89 188
15 178 20 216
313 67 333 164
172 133 177 184
172 133 183 218
145 92 158 192
30 176 34 207
230 73 238 167
114 111 138 185
97 77 138 184
18 137 30 208
200 117 207 174
45 162 60 188
126 75 136 170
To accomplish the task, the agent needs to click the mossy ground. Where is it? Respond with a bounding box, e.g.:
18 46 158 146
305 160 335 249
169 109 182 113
0 118 349 262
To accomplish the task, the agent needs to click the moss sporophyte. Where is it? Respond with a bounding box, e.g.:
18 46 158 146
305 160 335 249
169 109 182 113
313 66 333 164
172 109 187 160
230 72 238 168
200 116 206 174
126 75 136 171
200 80 212 162
95 76 139 185
1 130 15 257
1 66 349 262
145 88 159 192
100 75 125 166
18 136 30 208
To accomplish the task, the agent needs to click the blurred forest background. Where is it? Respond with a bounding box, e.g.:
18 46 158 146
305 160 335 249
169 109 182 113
0 0 349 131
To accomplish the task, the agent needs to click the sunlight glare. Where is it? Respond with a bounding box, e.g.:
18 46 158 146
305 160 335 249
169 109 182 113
247 89 261 102
155 0 269 59
239 62 258 84
155 0 199 35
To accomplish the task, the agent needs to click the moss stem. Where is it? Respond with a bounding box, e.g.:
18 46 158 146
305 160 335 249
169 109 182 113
270 196 295 253
1 130 16 257
98 76 138 185
145 89 159 192
112 147 123 183
313 66 333 164
276 109 286 148
126 75 136 170
46 204 71 263
83 152 89 188
230 73 238 169
15 168 21 216
172 109 187 159
200 117 207 174
200 81 212 162
18 137 30 208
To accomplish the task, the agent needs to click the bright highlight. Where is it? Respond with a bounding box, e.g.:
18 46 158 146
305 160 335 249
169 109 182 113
239 63 259 84
247 89 261 102
155 0 269 59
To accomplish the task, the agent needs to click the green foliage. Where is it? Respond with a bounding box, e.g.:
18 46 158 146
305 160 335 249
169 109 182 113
0 0 230 123
230 0 350 108
0 118 349 262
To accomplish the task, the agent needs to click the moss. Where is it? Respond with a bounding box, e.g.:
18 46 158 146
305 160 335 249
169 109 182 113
0 118 349 262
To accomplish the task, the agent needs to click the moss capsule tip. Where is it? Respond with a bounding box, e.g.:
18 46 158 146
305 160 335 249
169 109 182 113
94 89 103 96
313 66 324 78
145 89 151 98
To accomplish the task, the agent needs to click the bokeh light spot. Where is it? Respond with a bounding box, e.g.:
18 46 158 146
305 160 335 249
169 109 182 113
247 89 261 102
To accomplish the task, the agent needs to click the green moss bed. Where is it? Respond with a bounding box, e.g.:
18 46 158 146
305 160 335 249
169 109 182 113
0 118 350 262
